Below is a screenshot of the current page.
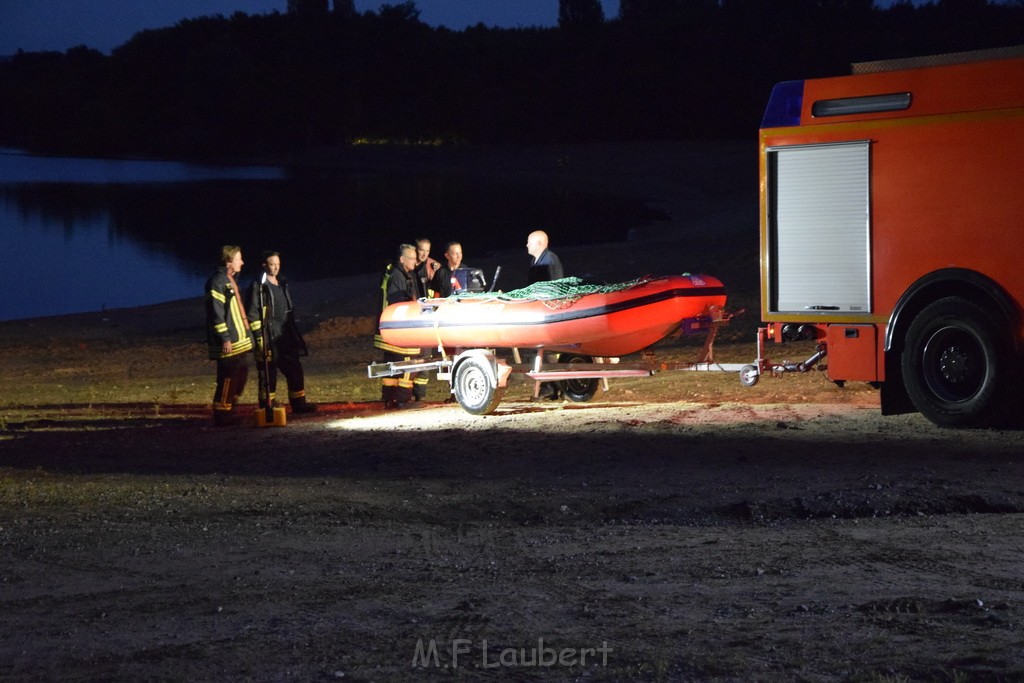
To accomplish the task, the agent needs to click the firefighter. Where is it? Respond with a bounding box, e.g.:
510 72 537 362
414 238 441 299
411 238 441 401
433 241 478 298
247 251 317 415
374 244 422 408
205 245 255 425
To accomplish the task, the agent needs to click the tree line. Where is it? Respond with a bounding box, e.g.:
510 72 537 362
1 0 1021 158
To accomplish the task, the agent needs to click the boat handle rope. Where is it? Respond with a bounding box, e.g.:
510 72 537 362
433 308 448 362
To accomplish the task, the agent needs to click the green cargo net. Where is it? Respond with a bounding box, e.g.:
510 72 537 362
453 276 654 309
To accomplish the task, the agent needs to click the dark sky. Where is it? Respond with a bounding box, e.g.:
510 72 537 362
0 0 920 56
0 0 620 55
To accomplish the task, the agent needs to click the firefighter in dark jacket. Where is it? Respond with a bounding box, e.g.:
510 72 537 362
206 245 254 425
414 238 441 299
409 238 440 400
374 244 422 408
247 251 317 415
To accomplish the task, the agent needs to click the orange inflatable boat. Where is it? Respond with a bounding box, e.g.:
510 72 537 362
378 275 727 357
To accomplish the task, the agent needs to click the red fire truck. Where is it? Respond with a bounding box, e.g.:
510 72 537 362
749 46 1024 427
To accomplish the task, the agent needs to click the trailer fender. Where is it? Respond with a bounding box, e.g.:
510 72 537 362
452 350 499 388
450 350 513 389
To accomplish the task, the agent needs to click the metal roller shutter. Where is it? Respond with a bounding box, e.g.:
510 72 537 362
767 141 871 314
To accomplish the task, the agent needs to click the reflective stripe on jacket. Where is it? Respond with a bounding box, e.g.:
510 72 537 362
206 267 254 360
374 262 420 355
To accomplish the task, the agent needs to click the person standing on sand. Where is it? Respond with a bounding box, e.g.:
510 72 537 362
526 230 565 400
414 238 441 299
433 241 476 298
247 251 317 415
374 244 422 408
409 237 441 401
526 229 564 284
205 245 255 426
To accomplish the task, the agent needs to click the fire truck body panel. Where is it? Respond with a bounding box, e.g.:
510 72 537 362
759 50 1024 426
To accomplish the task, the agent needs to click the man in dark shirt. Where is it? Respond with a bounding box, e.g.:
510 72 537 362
526 230 564 284
433 241 477 297
247 251 317 415
526 230 565 400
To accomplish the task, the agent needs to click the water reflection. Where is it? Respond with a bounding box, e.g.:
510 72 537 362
1 197 212 321
0 148 284 184
1 150 661 321
1 150 288 321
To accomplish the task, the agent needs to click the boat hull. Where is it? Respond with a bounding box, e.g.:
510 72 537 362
378 275 727 357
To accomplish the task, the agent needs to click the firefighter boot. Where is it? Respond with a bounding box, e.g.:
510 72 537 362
213 406 241 427
290 392 318 415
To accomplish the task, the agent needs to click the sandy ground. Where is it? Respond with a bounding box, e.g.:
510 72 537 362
2 143 1024 680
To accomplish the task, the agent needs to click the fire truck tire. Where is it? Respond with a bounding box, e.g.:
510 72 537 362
901 297 1007 428
739 364 759 387
558 354 601 402
454 357 505 415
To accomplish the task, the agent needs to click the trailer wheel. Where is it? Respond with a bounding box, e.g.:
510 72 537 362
454 356 504 415
901 297 1007 428
558 354 601 403
739 364 759 387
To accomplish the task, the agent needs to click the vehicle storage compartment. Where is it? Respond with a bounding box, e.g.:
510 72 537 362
826 324 878 382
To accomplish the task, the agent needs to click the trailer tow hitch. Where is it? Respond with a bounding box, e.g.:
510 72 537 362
739 328 828 387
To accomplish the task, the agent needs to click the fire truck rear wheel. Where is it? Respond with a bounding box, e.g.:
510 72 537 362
558 354 601 403
901 297 1007 428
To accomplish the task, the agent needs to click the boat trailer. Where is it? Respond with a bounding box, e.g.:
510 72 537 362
368 311 833 415
366 309 798 415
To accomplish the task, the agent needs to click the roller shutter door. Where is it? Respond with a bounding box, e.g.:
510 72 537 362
767 142 871 314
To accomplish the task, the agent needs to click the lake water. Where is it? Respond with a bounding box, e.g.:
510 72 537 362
1 149 657 321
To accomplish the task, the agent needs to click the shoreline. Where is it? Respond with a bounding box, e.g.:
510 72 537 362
3 140 759 332
2 228 760 344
